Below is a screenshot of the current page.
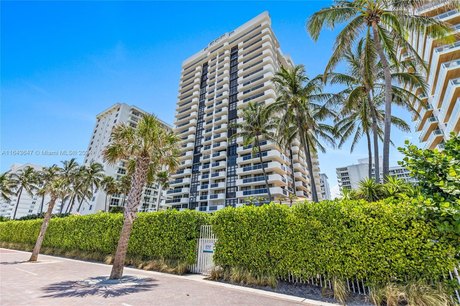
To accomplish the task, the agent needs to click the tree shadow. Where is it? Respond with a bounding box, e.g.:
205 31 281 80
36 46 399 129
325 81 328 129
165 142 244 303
0 260 28 265
41 276 157 298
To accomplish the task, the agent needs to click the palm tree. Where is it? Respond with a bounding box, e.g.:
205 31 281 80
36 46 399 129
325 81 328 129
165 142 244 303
36 165 60 214
329 37 426 182
29 177 68 262
59 158 79 213
75 162 104 212
10 166 38 219
0 172 15 201
307 0 452 180
104 114 180 279
232 102 277 202
101 176 118 212
271 65 336 202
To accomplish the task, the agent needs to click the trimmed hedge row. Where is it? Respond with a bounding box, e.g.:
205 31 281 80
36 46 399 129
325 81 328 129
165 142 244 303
212 200 458 286
0 210 209 265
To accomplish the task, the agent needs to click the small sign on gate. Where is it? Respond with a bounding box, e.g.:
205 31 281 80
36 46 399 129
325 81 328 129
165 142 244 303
203 242 215 253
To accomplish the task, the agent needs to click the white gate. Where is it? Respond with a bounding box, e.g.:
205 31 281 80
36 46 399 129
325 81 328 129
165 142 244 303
189 225 216 274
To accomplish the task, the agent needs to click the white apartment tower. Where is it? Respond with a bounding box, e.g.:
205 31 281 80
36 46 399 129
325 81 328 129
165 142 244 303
168 12 321 211
81 103 171 214
0 163 56 219
408 1 459 149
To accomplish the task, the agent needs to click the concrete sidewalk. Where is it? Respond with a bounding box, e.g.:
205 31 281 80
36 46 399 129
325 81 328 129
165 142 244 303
0 248 337 306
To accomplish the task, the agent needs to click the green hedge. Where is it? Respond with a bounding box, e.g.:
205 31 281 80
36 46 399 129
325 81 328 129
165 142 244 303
0 210 209 265
212 200 458 286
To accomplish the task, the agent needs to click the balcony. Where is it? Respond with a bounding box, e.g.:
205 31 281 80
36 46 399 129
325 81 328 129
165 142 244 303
428 41 460 94
424 128 444 149
209 182 226 189
440 78 460 127
432 59 460 109
209 193 225 200
419 116 440 142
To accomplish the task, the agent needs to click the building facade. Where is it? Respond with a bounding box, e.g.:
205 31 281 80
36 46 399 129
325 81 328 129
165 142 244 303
168 12 321 212
0 163 56 219
336 158 416 190
80 103 171 214
319 173 331 200
408 1 459 149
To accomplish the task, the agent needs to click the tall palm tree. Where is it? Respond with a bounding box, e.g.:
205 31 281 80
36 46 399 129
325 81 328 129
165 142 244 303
101 176 118 212
329 37 426 182
271 65 336 202
29 176 68 262
10 166 38 219
307 0 452 180
232 102 277 202
104 114 180 279
0 172 15 201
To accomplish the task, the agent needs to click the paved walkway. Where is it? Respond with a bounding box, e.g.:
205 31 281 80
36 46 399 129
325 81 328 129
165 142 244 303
0 248 336 306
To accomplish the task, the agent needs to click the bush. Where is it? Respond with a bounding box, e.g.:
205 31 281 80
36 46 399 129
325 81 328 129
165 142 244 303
212 201 458 287
0 210 209 268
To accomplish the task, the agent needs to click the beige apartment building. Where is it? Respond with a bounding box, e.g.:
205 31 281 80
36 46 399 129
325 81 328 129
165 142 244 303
168 12 321 212
408 1 459 149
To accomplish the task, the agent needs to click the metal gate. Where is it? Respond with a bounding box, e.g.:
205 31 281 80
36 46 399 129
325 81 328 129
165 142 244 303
189 225 216 274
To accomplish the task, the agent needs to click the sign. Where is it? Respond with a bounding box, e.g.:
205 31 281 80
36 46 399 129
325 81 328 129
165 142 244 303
203 242 215 253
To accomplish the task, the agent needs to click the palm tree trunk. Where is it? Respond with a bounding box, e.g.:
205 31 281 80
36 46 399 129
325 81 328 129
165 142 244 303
369 93 381 183
39 195 45 214
288 146 297 197
255 136 272 202
65 195 75 214
104 194 109 212
76 198 84 212
365 130 372 179
29 196 57 262
110 156 149 280
12 188 23 219
299 129 319 202
372 22 392 181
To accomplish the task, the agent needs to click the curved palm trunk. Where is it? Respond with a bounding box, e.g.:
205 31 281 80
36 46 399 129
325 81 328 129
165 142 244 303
299 128 319 202
12 188 23 219
29 196 57 262
110 156 149 280
255 136 272 202
365 130 373 179
372 23 392 181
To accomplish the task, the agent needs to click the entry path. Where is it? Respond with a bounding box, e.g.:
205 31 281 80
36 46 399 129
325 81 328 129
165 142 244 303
0 248 336 306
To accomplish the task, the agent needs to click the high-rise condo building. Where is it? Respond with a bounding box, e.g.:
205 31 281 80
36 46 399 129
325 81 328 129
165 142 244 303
80 103 171 214
336 158 417 191
408 1 459 149
168 12 321 212
0 163 56 219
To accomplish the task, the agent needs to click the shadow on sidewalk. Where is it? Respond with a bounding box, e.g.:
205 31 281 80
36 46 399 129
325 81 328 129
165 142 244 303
41 276 157 298
0 260 28 265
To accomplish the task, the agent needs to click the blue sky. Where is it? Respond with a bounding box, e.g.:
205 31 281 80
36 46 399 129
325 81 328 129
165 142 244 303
0 1 420 195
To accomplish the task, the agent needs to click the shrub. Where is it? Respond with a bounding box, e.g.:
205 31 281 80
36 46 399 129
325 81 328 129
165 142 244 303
212 201 458 288
0 210 209 268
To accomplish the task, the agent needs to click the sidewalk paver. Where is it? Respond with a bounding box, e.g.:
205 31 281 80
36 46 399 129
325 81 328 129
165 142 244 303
0 248 335 306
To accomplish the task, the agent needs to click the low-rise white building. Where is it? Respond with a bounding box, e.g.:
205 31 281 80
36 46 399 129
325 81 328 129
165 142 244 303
336 158 416 191
0 163 57 219
319 173 331 200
